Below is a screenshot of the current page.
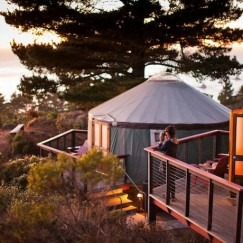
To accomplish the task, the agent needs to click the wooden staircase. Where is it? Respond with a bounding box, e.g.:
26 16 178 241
90 186 137 215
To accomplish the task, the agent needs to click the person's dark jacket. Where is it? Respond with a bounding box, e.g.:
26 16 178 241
157 138 179 158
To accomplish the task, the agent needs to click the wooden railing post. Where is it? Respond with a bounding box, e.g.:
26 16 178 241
39 147 42 157
207 179 214 231
166 161 170 204
56 137 60 150
184 143 188 163
185 169 191 217
215 133 221 158
148 153 156 222
63 135 66 151
71 130 76 149
234 190 243 243
198 138 203 163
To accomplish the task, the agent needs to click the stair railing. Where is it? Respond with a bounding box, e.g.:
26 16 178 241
94 170 123 211
123 170 147 219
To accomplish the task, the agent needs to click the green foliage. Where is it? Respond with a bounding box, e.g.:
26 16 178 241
0 153 207 242
46 110 58 120
0 152 4 163
25 108 39 118
36 93 70 113
0 93 5 106
0 186 19 216
56 110 88 132
0 189 61 242
1 93 34 125
0 93 5 126
28 149 124 196
10 196 55 225
218 78 235 105
11 131 37 155
0 190 208 242
77 148 124 187
28 154 75 195
61 77 144 109
0 156 47 189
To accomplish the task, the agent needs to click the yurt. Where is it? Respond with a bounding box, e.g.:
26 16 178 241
88 73 230 183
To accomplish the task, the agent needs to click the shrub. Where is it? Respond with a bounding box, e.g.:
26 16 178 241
0 156 47 189
0 189 62 243
76 148 124 191
25 109 39 118
28 149 124 198
46 110 58 120
11 131 36 155
56 110 88 132
0 185 19 216
0 152 4 163
0 152 208 242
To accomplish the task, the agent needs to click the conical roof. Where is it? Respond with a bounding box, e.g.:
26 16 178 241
89 73 230 129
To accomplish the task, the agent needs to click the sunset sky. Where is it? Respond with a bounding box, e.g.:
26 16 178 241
0 1 242 101
0 1 33 100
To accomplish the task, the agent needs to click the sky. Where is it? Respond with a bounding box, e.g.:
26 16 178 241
0 16 32 100
0 1 243 102
0 1 61 101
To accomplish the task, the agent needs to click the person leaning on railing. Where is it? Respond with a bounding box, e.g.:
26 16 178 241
154 125 179 202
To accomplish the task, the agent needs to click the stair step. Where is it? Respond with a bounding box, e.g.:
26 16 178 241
104 194 133 208
90 188 124 200
88 184 138 215
112 205 137 214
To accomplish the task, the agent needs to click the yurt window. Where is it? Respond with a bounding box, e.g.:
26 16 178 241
94 123 101 147
93 121 110 152
102 125 109 149
150 129 162 146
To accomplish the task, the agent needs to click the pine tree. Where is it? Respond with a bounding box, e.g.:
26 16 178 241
1 0 243 108
218 78 235 106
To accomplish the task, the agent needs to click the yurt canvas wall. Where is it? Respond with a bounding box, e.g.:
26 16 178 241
88 74 230 184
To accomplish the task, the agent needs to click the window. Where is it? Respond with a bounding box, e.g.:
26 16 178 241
93 120 110 152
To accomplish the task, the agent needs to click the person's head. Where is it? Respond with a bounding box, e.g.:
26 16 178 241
165 125 176 138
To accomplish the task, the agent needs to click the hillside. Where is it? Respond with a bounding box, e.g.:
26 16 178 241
0 110 88 163
0 118 59 163
0 129 11 161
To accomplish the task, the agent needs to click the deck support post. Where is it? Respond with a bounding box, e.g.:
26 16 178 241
234 191 243 243
148 198 157 222
207 179 214 230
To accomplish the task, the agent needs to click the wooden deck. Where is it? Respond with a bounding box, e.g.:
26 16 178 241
151 178 242 243
145 150 243 242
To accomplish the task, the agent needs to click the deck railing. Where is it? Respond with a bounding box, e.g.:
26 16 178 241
145 130 243 243
37 129 88 157
37 129 130 187
177 129 229 164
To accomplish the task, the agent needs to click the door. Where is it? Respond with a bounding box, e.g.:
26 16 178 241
229 109 243 183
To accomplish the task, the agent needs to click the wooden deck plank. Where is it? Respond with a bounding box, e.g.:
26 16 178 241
151 177 242 243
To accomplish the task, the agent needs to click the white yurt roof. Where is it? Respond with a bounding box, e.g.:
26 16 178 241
89 73 230 129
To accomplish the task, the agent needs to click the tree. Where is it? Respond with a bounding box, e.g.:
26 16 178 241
0 156 47 189
217 77 235 106
1 0 243 108
226 84 243 109
0 93 36 125
0 94 23 126
0 93 6 126
28 149 124 196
